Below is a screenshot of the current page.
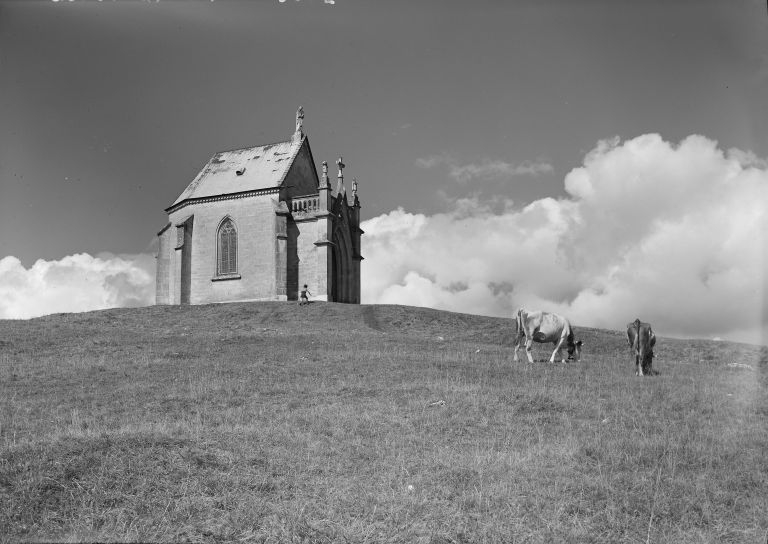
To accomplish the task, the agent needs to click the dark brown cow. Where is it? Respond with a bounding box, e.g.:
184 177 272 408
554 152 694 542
626 318 657 376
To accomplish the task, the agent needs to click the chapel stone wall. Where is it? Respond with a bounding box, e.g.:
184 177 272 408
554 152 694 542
167 194 279 305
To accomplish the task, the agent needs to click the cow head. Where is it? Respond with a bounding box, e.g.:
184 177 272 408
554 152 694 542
567 339 583 361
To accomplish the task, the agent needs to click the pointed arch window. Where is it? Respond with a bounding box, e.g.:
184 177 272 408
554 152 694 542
217 218 238 276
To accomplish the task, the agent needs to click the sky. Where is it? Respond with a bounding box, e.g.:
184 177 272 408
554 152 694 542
1 0 766 344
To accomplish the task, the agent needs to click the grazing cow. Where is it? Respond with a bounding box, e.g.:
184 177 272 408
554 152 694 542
626 318 656 376
514 308 583 364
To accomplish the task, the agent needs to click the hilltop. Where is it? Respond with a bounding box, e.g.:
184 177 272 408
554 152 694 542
1 302 766 543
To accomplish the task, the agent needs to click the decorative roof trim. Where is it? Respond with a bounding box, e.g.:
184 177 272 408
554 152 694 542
166 187 280 214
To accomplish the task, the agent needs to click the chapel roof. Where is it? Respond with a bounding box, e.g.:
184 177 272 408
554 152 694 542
169 136 304 209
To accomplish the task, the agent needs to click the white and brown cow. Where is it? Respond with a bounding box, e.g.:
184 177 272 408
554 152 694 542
626 318 657 376
513 308 583 364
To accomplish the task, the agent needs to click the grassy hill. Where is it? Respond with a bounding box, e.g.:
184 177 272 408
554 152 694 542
1 302 766 543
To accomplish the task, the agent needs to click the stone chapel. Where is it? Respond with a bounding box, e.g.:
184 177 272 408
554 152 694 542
155 108 362 305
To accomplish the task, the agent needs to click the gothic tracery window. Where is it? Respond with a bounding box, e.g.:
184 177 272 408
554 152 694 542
217 218 237 276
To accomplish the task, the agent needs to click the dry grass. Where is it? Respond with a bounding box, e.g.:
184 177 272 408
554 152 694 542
1 302 766 543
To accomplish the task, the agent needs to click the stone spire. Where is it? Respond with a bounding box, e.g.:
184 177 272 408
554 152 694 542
351 177 358 203
320 160 329 189
293 106 304 143
336 156 346 195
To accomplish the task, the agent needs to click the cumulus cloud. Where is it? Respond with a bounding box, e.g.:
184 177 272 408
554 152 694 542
365 134 768 345
0 253 155 319
417 153 553 183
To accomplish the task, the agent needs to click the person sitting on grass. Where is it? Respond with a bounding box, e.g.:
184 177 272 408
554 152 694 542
299 284 312 305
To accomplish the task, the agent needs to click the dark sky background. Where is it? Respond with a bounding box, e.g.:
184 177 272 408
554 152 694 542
1 0 766 344
2 0 765 265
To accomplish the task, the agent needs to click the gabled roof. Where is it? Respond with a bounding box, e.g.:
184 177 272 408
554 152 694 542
169 137 305 209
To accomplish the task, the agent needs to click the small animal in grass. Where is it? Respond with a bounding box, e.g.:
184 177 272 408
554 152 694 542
299 285 312 305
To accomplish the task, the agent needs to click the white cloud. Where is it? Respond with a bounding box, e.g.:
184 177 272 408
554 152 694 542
417 153 553 183
365 134 768 345
0 253 155 319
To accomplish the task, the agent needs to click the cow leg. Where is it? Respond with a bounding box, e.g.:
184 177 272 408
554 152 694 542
525 337 535 364
513 335 521 362
636 353 644 377
550 337 566 363
643 352 654 376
